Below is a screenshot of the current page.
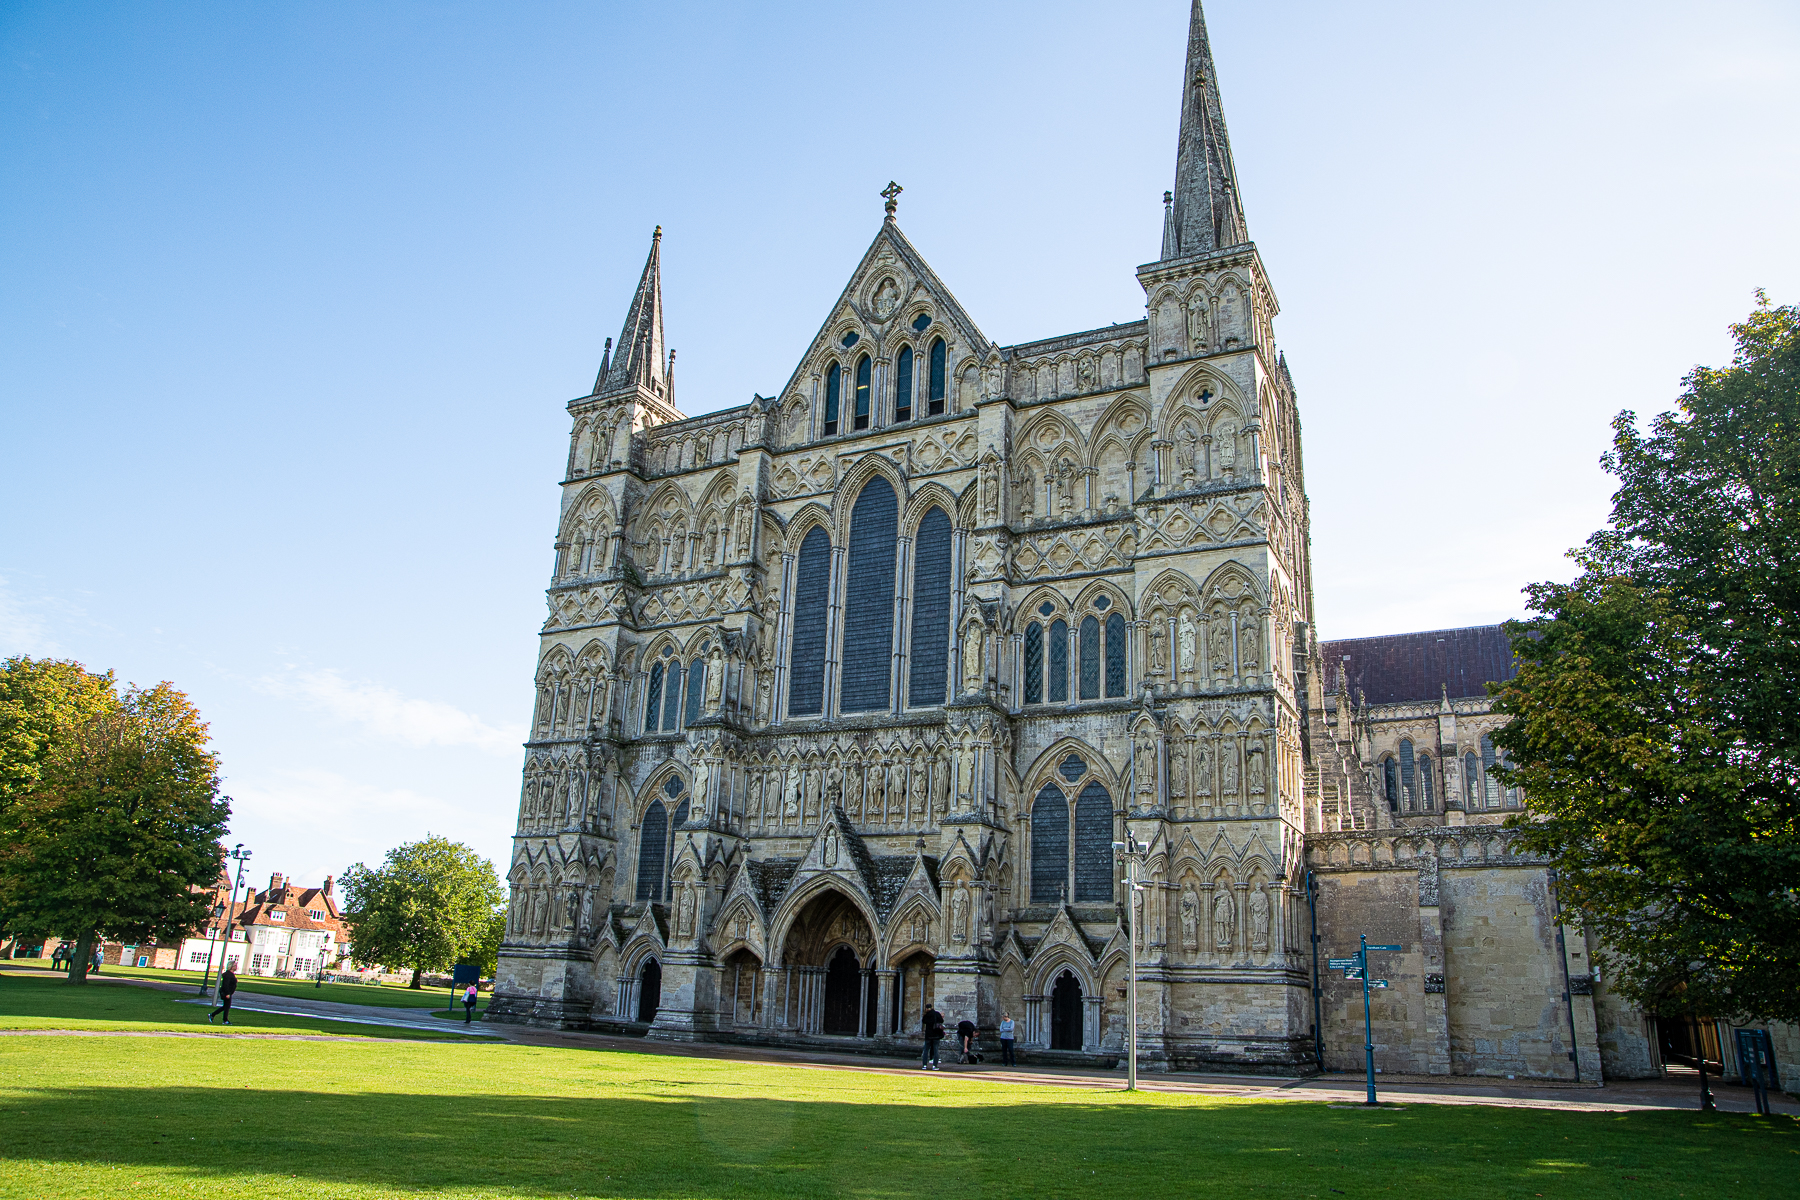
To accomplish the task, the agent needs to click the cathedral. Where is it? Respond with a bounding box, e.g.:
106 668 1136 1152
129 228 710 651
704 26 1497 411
489 1 1723 1084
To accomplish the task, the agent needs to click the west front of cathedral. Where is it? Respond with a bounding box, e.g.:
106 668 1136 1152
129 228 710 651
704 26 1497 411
490 2 1708 1084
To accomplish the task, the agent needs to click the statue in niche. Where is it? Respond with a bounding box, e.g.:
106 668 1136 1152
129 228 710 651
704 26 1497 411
950 887 969 943
1248 749 1267 795
706 642 724 707
825 767 843 813
1212 889 1235 952
980 458 1000 521
1238 616 1260 676
1188 296 1212 350
734 494 754 555
783 772 801 821
1209 609 1233 678
1131 886 1145 946
703 525 718 569
981 888 995 944
1149 624 1167 676
531 891 547 937
755 675 773 723
1180 888 1200 951
872 277 900 320
961 624 985 694
1168 739 1188 800
869 767 887 823
1178 609 1198 675
910 911 928 945
1133 724 1159 803
823 827 839 868
1016 464 1035 517
734 909 750 943
1249 885 1272 952
1056 459 1075 515
1179 425 1199 486
677 885 696 939
1215 424 1238 474
1221 744 1240 796
690 762 709 821
1194 743 1212 796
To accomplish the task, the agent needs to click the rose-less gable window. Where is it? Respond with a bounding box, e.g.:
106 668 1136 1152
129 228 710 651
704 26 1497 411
893 345 913 423
823 361 841 436
853 355 872 430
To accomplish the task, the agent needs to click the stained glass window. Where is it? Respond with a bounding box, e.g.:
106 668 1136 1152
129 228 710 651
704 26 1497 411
841 477 897 712
635 800 668 900
1049 619 1069 702
1030 785 1068 904
1073 781 1113 902
908 507 951 706
788 526 831 716
928 339 946 415
894 345 913 423
1105 612 1127 697
644 662 664 733
824 362 841 435
684 656 706 726
1078 616 1100 700
1024 622 1044 704
853 355 872 431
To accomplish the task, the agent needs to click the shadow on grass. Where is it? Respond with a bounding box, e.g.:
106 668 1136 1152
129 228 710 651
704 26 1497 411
0 1083 1791 1199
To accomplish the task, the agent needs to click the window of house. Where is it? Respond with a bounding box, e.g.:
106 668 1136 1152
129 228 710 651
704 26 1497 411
187 950 209 965
824 361 842 436
308 909 324 921
271 910 286 922
841 477 897 712
894 345 913 423
907 507 951 707
927 339 946 415
853 355 872 430
251 953 272 974
787 526 832 717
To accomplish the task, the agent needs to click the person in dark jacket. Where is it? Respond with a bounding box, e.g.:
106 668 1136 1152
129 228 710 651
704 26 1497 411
956 1017 979 1064
207 967 238 1024
462 982 479 1024
921 1005 945 1070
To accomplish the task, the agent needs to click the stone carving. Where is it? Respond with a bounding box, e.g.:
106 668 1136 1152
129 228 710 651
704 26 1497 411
677 885 696 938
1212 890 1235 952
981 888 995 945
980 457 1000 521
1248 749 1266 795
1134 723 1159 804
1249 885 1271 952
961 624 985 693
783 772 800 821
1168 739 1188 800
1180 887 1200 951
1016 464 1035 517
909 911 929 945
1194 742 1212 795
950 887 969 944
1178 609 1198 674
872 277 900 320
734 909 750 942
706 643 724 707
1221 743 1240 796
824 828 839 867
1149 625 1167 675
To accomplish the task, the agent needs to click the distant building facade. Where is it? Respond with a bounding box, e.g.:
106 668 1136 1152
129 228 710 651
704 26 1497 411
177 873 349 978
487 0 1792 1090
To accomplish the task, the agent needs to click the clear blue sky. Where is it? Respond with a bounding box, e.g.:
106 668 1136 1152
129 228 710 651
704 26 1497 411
4 1 1796 886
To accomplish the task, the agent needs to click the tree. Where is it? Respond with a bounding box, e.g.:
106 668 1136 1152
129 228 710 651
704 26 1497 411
1493 294 1800 1024
339 836 504 987
0 668 230 984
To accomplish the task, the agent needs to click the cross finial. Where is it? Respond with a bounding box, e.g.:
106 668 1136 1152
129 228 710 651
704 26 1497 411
1163 190 1172 206
881 180 903 220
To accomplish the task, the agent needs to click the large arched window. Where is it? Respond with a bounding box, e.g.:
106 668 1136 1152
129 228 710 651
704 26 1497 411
663 660 683 731
635 798 668 901
1078 616 1101 700
684 652 706 726
853 355 872 431
824 362 842 436
1030 755 1114 905
788 526 831 716
908 507 952 707
841 477 897 712
894 345 914 423
1399 739 1416 811
927 339 946 415
1048 619 1070 702
1383 758 1399 811
1105 612 1127 697
1463 751 1481 808
1029 784 1068 904
1418 753 1435 810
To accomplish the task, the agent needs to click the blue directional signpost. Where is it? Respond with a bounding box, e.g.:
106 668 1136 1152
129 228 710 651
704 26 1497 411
1335 935 1401 1104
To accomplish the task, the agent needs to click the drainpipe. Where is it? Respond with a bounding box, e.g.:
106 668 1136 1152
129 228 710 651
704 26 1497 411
1548 869 1580 1083
1307 868 1324 1073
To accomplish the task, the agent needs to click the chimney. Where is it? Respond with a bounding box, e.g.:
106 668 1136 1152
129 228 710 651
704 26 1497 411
322 875 334 898
269 872 285 895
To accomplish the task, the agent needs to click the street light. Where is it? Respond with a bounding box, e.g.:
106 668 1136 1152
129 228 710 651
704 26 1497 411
1113 832 1149 1092
198 844 251 998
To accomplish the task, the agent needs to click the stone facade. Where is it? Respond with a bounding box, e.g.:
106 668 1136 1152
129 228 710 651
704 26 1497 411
487 0 1790 1088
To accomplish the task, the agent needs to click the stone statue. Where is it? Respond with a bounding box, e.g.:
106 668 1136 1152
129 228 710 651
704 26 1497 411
950 888 969 943
1149 624 1167 675
1016 464 1035 517
783 772 800 821
734 494 754 555
1180 887 1200 950
1178 609 1198 674
1134 724 1159 803
1239 616 1260 675
981 888 995 944
1212 889 1235 952
690 761 709 819
823 828 839 868
1249 885 1272 952
1131 887 1145 945
677 885 696 938
961 623 985 693
873 277 900 319
1222 744 1240 796
980 457 1000 521
1194 743 1212 796
734 909 750 942
706 642 724 706
1248 748 1267 795
1215 424 1237 472
1056 459 1075 515
1209 609 1232 678
1168 739 1188 801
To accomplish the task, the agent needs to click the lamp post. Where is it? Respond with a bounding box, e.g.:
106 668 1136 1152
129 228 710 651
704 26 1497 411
198 844 251 998
317 933 330 988
1113 831 1149 1092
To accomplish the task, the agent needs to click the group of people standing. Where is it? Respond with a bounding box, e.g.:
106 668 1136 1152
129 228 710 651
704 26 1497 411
919 1008 1018 1070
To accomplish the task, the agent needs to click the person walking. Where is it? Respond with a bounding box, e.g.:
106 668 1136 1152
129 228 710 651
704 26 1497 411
998 1012 1017 1066
956 1017 978 1064
462 982 479 1024
208 966 238 1024
921 1004 945 1070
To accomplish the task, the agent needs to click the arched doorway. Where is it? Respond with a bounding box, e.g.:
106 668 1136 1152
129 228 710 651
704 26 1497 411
1050 970 1083 1050
823 946 863 1035
637 958 662 1023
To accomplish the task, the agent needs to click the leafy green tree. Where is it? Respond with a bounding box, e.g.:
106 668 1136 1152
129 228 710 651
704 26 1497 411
0 671 230 983
340 836 504 987
1494 294 1800 1023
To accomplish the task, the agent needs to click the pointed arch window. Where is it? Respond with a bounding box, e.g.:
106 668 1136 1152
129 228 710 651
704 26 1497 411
1029 784 1069 904
683 652 707 726
894 345 914 423
841 476 897 712
1105 612 1127 697
1024 622 1044 704
644 661 665 733
1480 734 1502 807
635 799 668 901
853 354 872 431
787 526 831 716
1399 739 1416 811
1463 751 1481 808
1073 780 1114 902
663 661 683 731
824 361 841 436
1383 758 1399 811
1078 616 1101 700
1048 619 1070 703
1418 753 1435 810
927 339 946 416
907 506 952 707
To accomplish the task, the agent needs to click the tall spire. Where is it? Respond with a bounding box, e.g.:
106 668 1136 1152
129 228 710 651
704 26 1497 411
601 226 666 395
1165 1 1249 260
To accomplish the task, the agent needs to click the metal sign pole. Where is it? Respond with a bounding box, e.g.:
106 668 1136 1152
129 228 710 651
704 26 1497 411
1361 934 1375 1105
1127 851 1138 1093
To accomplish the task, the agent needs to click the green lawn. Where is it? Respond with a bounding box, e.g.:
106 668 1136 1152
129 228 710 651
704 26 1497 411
0 971 473 1040
5 958 478 1010
0 1026 1792 1199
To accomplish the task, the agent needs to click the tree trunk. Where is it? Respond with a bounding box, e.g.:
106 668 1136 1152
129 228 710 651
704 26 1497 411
410 965 422 989
67 931 95 985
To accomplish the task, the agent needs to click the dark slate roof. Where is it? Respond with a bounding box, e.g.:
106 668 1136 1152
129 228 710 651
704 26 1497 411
1322 624 1518 705
745 859 799 914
